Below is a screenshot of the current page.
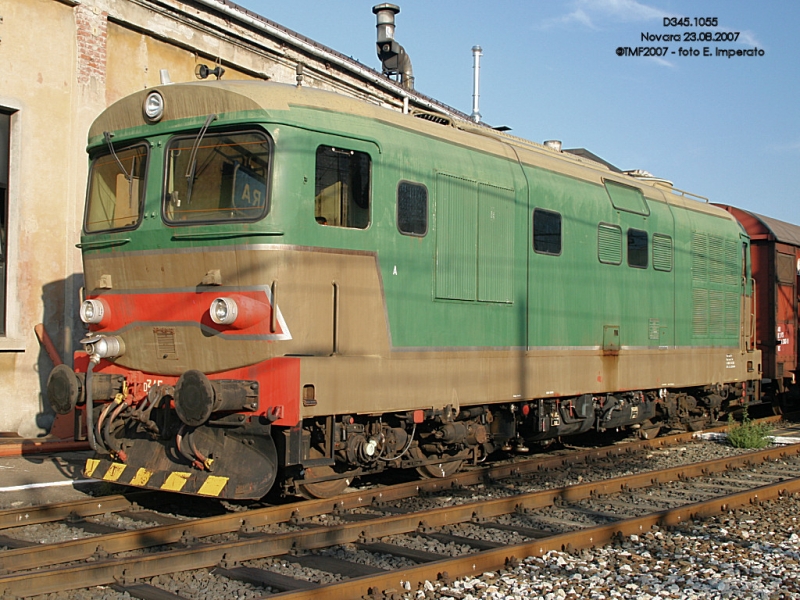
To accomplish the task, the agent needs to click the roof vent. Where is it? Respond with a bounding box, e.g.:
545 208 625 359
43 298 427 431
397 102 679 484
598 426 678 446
412 111 452 126
471 46 482 123
624 169 674 188
543 140 562 152
373 4 414 90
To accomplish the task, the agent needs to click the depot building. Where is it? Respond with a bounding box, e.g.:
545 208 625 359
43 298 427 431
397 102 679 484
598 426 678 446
1 0 462 436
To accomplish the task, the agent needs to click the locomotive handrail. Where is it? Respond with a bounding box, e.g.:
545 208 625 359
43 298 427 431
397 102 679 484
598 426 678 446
170 231 284 240
750 277 757 349
76 238 131 249
668 187 709 203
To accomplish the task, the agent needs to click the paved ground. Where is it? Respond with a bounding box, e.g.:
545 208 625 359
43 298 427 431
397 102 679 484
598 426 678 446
0 449 100 508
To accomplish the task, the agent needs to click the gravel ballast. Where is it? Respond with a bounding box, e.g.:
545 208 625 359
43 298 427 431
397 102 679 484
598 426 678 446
18 438 800 599
421 495 800 600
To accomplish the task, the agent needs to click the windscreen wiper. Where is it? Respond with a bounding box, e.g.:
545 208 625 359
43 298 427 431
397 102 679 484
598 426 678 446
103 131 136 208
184 114 217 204
103 131 131 181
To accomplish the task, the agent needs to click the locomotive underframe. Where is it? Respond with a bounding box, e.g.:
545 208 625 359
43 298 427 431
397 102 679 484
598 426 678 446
277 379 757 496
51 360 759 499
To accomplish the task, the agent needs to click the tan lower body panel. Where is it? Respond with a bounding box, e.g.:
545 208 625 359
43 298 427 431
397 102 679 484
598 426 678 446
299 347 760 417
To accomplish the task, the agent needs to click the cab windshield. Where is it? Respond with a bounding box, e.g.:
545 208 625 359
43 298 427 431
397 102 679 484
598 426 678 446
85 143 148 233
164 129 271 223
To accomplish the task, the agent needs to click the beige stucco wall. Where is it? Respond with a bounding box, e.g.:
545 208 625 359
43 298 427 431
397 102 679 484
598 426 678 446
0 0 447 436
105 23 258 103
1 0 90 436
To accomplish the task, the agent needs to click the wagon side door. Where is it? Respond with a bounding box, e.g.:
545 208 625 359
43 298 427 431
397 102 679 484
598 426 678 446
775 247 797 385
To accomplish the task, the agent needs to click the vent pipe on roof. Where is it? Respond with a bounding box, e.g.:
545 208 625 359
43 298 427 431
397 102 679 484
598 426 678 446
373 3 414 90
624 169 674 189
544 140 562 152
471 46 482 123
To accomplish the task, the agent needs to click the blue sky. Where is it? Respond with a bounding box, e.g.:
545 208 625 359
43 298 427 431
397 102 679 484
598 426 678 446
236 0 799 222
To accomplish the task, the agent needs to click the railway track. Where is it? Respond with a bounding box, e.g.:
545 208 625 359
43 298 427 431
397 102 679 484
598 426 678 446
0 422 795 598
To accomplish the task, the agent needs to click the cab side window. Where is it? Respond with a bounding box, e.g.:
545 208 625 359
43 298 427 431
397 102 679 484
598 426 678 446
533 208 562 255
315 146 370 229
628 228 648 268
397 181 428 236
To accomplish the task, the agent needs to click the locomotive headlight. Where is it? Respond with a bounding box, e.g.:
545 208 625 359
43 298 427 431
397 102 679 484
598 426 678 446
81 334 125 359
210 297 239 325
79 299 107 324
143 91 164 122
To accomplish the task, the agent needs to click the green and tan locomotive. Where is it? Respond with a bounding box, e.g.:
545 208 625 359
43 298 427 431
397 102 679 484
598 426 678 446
46 80 761 499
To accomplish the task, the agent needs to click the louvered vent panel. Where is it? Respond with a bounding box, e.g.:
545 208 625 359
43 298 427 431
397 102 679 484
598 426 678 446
725 291 740 337
709 290 725 336
692 233 707 282
435 174 478 301
693 289 708 337
652 234 673 272
725 240 741 286
598 224 622 264
708 236 726 284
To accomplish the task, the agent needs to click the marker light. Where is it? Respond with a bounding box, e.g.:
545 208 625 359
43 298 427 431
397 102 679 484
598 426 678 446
143 91 164 122
81 335 125 359
80 299 106 324
210 297 239 325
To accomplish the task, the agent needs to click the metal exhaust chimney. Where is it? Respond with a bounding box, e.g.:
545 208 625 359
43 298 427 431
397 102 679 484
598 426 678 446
373 3 414 90
471 45 482 123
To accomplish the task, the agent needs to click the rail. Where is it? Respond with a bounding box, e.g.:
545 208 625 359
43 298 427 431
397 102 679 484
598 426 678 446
0 419 788 598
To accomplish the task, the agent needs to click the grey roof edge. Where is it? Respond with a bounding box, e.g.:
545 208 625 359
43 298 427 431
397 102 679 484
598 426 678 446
745 209 800 247
563 148 622 173
194 0 476 123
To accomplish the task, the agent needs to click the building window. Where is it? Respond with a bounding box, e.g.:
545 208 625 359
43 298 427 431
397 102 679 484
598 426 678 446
628 228 648 268
0 111 9 336
533 208 561 255
397 181 427 236
315 146 370 229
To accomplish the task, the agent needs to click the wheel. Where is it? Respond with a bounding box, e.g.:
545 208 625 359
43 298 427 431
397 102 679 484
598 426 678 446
294 447 351 499
772 398 786 416
531 438 557 451
637 421 662 440
410 447 464 479
295 465 351 499
687 417 709 432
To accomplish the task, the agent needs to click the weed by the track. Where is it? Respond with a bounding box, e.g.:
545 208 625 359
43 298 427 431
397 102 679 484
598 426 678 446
727 407 773 449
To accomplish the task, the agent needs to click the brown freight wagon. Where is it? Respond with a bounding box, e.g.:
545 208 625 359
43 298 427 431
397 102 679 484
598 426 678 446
716 205 800 406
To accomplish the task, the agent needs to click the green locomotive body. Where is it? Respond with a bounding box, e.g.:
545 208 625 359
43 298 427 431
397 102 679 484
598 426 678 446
47 80 761 499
